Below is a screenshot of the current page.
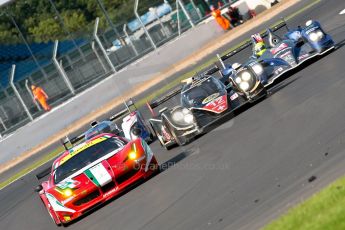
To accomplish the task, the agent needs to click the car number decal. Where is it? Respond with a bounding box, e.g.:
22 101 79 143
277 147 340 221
230 93 239 101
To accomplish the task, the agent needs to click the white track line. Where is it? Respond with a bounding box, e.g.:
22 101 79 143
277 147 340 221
340 9 345 15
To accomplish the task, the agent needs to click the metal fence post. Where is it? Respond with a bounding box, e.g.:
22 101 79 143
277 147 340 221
134 0 157 50
96 0 123 40
25 79 41 111
177 0 195 28
91 41 108 73
190 0 202 20
176 1 182 36
48 0 86 62
0 115 7 131
9 65 33 121
149 7 169 38
93 18 116 73
123 24 139 56
52 40 75 95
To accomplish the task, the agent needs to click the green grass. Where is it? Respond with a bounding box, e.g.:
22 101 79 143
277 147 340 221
0 0 321 190
264 176 345 230
0 146 64 190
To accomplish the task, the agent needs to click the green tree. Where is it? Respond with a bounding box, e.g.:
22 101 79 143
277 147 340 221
0 0 173 43
28 17 63 42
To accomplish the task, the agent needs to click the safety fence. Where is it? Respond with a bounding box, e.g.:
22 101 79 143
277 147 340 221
0 0 274 137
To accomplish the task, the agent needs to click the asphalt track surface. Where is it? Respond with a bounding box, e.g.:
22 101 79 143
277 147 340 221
2 0 345 229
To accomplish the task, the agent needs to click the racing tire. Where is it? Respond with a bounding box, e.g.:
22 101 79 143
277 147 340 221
43 199 61 227
165 122 188 146
150 124 172 150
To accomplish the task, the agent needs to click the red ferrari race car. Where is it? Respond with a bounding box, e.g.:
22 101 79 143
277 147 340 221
34 133 159 226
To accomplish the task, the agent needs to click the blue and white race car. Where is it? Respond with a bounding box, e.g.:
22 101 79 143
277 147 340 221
209 19 335 98
245 19 335 87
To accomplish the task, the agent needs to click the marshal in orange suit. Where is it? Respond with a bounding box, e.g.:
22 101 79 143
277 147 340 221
31 85 51 111
211 5 231 31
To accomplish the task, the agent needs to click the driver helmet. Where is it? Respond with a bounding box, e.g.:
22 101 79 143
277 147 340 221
254 42 267 57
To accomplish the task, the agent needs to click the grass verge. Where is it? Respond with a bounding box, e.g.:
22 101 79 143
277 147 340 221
0 146 64 190
0 0 322 190
264 176 345 230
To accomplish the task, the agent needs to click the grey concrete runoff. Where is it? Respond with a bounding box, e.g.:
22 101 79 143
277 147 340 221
2 0 345 230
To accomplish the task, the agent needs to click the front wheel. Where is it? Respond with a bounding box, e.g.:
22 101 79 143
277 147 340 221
164 121 188 146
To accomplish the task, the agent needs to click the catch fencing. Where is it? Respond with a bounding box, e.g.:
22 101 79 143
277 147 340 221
0 0 273 137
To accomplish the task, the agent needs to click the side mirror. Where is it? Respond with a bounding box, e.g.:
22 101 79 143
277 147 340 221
34 185 43 192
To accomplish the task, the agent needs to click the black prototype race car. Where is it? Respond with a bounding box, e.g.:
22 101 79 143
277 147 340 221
148 75 247 149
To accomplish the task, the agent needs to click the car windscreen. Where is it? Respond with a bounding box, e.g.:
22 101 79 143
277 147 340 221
181 78 224 107
84 123 110 140
53 138 125 184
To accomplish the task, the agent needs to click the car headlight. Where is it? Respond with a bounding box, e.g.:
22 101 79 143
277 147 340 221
252 64 264 75
239 82 250 91
128 151 137 160
235 77 242 84
182 108 190 115
309 30 324 42
317 30 324 39
172 110 184 122
184 114 194 124
241 71 252 81
309 32 318 42
63 189 73 197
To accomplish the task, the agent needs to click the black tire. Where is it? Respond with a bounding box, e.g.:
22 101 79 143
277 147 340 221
164 121 188 146
150 123 172 150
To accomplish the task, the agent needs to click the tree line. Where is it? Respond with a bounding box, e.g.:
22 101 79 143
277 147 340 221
0 0 165 44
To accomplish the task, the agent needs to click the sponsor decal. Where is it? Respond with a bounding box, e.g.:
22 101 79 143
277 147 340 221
103 188 117 198
203 95 228 113
202 93 220 105
282 54 295 63
305 26 318 34
230 93 239 101
298 54 309 60
46 193 76 213
271 43 288 55
56 179 80 190
84 163 112 187
275 67 284 75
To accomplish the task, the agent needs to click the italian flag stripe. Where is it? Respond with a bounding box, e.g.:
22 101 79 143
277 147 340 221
84 169 101 187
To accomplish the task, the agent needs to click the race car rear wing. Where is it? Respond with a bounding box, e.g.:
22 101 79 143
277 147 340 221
61 134 84 150
146 86 183 116
35 166 52 181
61 99 138 150
109 99 137 121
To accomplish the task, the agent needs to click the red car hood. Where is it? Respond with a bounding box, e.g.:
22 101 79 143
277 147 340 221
46 139 145 203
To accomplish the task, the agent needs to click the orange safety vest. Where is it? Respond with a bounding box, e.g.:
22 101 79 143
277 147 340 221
212 9 231 30
33 87 51 111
